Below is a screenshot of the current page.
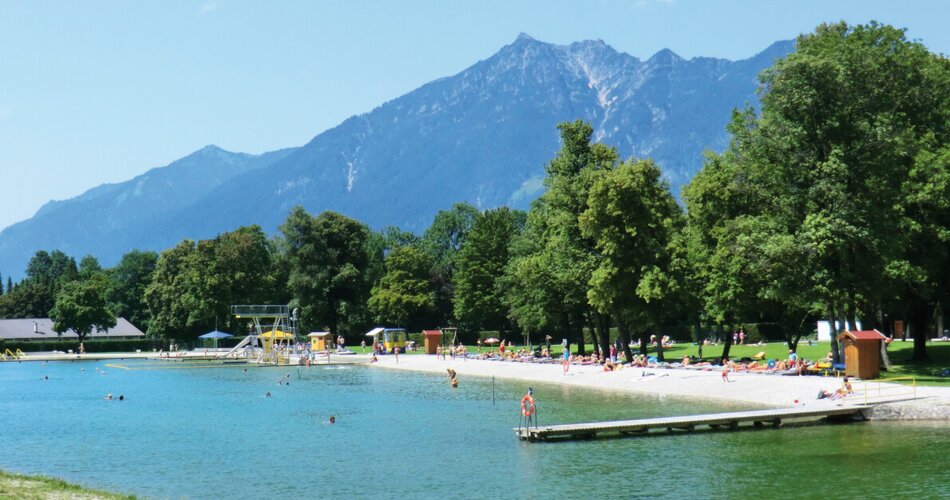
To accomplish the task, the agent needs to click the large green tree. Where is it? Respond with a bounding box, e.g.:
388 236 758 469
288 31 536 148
144 241 196 338
282 208 372 336
368 245 436 327
107 250 158 330
420 203 479 326
504 121 619 355
453 207 522 333
144 226 274 340
686 22 949 361
49 276 116 343
580 159 683 361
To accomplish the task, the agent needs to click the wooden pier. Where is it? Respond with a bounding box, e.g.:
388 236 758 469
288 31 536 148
515 405 870 441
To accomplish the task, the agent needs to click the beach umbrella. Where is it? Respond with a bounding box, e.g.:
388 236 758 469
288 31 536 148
198 330 233 349
484 338 500 344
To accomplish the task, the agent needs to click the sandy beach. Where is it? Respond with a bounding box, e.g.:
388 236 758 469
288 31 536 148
369 353 950 420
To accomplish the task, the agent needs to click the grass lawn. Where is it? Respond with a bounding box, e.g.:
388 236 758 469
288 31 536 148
0 470 134 499
418 338 950 386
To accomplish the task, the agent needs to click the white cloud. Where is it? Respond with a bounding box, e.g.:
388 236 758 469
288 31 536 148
199 2 218 14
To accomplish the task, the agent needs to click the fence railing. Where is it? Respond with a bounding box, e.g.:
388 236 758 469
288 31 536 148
862 377 916 405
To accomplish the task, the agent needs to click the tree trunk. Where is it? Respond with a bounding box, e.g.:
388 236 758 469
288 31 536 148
847 284 859 330
693 316 703 360
594 311 610 360
879 341 892 370
587 315 600 357
572 313 586 356
784 324 799 352
720 324 733 361
910 303 930 362
828 302 841 364
637 331 649 356
614 314 634 363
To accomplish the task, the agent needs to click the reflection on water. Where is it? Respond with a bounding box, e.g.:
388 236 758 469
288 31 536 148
0 360 946 499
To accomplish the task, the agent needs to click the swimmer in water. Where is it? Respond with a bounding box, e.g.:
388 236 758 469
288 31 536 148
329 416 335 424
265 392 272 398
104 393 113 400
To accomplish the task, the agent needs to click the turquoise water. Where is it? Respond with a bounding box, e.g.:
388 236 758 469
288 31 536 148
0 360 947 499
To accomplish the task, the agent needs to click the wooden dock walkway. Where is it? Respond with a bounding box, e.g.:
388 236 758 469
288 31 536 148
515 405 870 441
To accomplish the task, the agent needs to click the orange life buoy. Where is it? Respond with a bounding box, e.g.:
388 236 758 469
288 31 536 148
521 394 535 417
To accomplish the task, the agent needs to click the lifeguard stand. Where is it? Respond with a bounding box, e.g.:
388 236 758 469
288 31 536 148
229 305 297 364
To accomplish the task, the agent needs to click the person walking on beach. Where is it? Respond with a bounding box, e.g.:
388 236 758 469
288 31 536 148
721 360 733 382
394 346 400 363
562 345 570 375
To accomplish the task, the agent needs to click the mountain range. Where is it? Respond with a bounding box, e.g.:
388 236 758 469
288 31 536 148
0 34 794 278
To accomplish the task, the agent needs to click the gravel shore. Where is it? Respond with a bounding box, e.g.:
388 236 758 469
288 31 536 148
369 353 950 420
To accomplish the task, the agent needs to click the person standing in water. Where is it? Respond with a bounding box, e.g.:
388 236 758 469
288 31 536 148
562 345 570 375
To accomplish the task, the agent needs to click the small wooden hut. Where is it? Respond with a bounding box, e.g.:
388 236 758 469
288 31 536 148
837 330 887 379
308 331 332 351
422 330 443 354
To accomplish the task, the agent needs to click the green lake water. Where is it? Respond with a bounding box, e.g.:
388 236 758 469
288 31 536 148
0 360 946 499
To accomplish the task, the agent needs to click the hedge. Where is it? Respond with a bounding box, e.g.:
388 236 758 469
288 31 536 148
0 339 164 353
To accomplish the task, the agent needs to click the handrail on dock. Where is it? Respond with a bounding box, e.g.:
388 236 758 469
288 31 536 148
863 377 916 405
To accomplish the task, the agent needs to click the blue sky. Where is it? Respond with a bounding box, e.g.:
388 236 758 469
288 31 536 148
0 0 947 230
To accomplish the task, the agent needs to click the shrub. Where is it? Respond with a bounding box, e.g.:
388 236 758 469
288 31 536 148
0 339 163 353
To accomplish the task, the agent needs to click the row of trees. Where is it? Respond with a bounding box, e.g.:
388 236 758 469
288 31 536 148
0 249 155 341
0 23 946 361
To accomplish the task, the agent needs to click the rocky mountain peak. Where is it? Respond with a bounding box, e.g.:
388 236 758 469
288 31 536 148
646 47 684 66
0 37 795 279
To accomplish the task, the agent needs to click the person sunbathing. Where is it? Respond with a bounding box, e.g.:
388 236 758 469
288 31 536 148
834 377 853 397
818 377 853 399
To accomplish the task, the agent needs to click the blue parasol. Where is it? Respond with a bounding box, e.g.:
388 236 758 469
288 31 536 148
198 330 233 348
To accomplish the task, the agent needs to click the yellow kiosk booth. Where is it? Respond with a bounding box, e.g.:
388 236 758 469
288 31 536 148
308 332 332 351
365 327 407 353
259 329 295 354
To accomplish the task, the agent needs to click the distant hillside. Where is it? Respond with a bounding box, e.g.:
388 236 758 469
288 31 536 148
0 34 794 278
